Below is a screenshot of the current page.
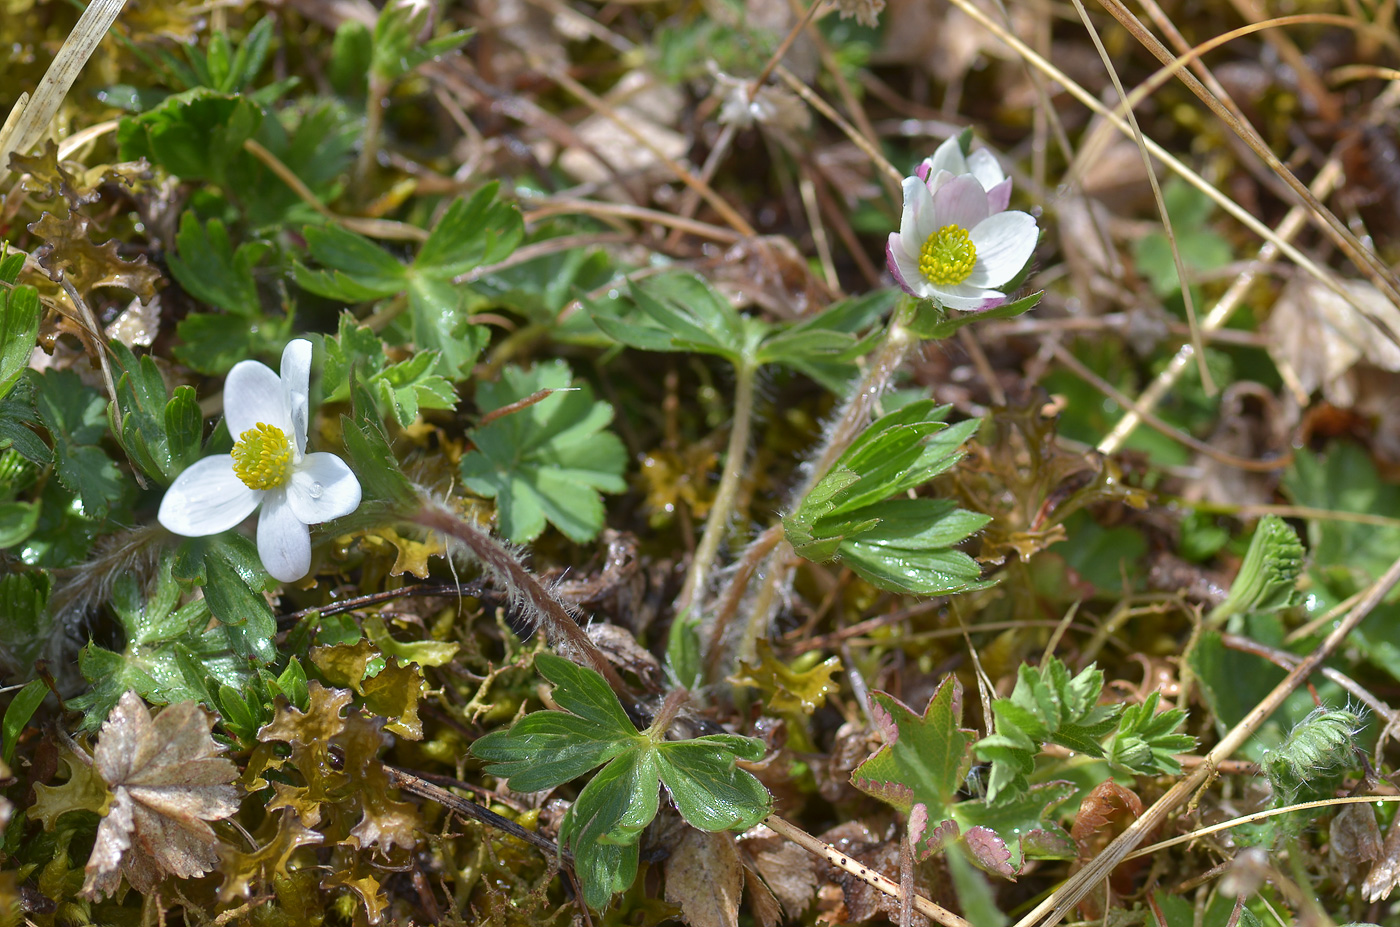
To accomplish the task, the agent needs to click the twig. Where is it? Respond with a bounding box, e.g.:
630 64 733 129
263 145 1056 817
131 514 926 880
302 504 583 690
277 580 490 628
763 813 972 927
384 764 565 860
1014 550 1400 927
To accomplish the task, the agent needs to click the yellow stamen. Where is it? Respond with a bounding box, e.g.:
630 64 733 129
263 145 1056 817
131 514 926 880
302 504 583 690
918 225 977 286
231 422 293 491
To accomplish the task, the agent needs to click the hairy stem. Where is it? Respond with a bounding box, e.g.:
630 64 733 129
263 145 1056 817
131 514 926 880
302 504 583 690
677 359 758 617
726 300 919 666
410 501 633 705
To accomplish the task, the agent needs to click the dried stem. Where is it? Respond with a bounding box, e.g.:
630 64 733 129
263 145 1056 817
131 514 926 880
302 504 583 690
764 814 972 927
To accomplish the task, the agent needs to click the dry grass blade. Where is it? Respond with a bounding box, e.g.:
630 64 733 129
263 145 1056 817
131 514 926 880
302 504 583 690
943 0 1363 316
1015 551 1400 927
0 0 127 174
1067 0 1212 394
1095 0 1400 306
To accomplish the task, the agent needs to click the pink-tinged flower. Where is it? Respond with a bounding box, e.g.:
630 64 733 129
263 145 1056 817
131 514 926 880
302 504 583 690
917 135 1013 214
158 340 361 583
886 169 1038 311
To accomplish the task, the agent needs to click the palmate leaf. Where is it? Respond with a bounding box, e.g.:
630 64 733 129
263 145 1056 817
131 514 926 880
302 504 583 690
850 675 1075 874
471 654 771 909
295 184 521 376
459 360 626 544
323 314 457 426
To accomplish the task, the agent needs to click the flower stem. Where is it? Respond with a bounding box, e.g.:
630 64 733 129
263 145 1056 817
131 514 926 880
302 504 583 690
355 74 389 193
676 359 758 617
410 500 634 706
727 299 919 668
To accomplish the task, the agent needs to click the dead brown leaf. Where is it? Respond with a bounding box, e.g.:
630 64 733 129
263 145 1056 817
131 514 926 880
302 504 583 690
738 824 819 919
28 209 162 301
1266 276 1400 407
80 691 241 900
665 828 744 927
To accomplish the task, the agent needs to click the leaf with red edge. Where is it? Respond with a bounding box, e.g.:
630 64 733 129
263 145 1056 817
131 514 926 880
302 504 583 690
850 675 974 858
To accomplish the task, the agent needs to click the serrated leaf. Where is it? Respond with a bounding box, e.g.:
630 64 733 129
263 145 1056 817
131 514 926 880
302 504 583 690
974 657 1122 805
167 212 269 317
850 676 974 858
954 782 1077 873
459 360 626 543
470 653 771 908
1105 692 1194 776
33 369 125 518
0 258 40 401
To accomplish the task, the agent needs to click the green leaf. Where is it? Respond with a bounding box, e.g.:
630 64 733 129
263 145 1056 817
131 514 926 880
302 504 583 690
202 546 277 663
371 0 472 83
363 614 458 668
33 369 125 518
0 253 40 402
588 274 759 363
953 782 1077 872
296 186 519 376
785 402 988 595
973 657 1121 805
460 361 626 543
168 212 270 317
0 380 51 467
1105 692 1194 776
471 653 771 908
0 500 40 548
907 291 1043 340
341 415 418 509
2 679 49 766
850 676 975 857
0 571 55 678
324 315 457 426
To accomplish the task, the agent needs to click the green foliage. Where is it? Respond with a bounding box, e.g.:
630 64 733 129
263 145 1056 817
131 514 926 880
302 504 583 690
119 91 357 227
155 15 279 96
369 0 472 85
295 185 520 375
1105 692 1195 776
1284 443 1400 594
975 658 1135 806
169 211 288 374
589 274 888 391
0 570 54 679
850 676 1075 874
1132 178 1234 298
323 314 456 427
33 369 125 519
1262 706 1360 803
0 249 40 402
66 555 257 727
1207 515 1304 625
459 361 627 544
906 290 1042 340
109 343 206 482
471 654 772 908
784 401 989 595
2 679 49 766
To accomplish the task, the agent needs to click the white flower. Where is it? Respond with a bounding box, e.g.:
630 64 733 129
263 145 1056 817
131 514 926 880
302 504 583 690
917 136 1013 214
158 340 362 583
886 157 1038 311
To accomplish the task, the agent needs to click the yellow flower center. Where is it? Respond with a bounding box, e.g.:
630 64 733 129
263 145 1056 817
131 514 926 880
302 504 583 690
231 422 293 491
918 224 977 286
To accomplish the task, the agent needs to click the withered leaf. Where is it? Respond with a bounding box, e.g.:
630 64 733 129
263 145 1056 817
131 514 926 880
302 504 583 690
10 140 149 208
28 209 162 301
1330 801 1383 882
218 809 322 902
665 829 744 927
733 640 842 716
324 868 391 926
80 691 241 900
309 640 425 739
738 824 818 918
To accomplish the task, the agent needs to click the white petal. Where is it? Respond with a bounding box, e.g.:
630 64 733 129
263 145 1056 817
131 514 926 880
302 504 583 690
257 493 311 583
902 176 942 248
932 283 1004 311
966 211 1038 288
158 457 262 536
930 174 990 232
922 137 966 180
280 339 312 456
224 360 291 440
887 236 929 298
287 453 362 524
967 149 1006 191
986 177 1013 214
